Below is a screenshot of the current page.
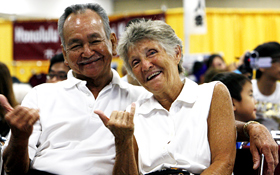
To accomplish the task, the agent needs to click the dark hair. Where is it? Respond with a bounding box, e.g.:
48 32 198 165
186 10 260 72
206 54 224 69
58 3 111 48
211 72 251 101
192 61 207 83
254 41 280 79
203 68 226 83
0 62 18 136
48 53 68 73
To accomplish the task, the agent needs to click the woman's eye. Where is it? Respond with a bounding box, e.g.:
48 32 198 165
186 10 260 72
131 60 139 67
147 50 157 56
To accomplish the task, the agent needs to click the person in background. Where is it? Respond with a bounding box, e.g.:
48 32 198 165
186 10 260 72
0 62 18 137
192 61 208 84
212 72 256 122
251 41 280 131
46 53 70 83
206 54 227 70
206 53 244 72
211 72 257 148
2 3 144 175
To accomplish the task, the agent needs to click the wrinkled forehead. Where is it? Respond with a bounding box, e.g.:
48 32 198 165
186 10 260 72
63 9 104 33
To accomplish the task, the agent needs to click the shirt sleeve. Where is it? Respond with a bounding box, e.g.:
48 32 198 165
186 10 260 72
21 87 42 161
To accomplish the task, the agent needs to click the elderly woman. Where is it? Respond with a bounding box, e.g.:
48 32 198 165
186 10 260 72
96 20 236 175
121 20 236 174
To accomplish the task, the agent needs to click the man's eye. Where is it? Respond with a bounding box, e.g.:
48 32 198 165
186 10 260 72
90 40 101 44
70 44 82 50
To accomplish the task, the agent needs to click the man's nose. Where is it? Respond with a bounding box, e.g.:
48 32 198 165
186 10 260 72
82 44 95 58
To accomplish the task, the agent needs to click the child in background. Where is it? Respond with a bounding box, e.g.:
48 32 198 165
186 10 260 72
211 72 257 148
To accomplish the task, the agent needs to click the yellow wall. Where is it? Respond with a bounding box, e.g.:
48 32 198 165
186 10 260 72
2 8 280 82
0 19 13 74
166 8 280 64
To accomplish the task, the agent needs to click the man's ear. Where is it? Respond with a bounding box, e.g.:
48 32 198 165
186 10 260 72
110 33 118 56
61 45 69 66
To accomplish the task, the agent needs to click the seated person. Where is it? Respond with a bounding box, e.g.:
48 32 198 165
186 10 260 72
97 19 237 174
46 53 70 83
206 53 244 72
211 72 257 148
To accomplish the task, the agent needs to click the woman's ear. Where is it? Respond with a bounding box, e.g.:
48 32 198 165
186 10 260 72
174 45 182 64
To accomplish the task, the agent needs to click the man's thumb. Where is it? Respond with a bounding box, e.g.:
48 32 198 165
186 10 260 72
0 94 14 113
94 110 109 126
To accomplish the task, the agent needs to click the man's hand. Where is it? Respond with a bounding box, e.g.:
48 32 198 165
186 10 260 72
0 94 39 140
94 103 136 142
1 94 39 174
247 123 279 175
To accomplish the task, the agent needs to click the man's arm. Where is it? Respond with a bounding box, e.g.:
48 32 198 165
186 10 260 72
0 95 39 174
3 135 30 174
236 120 279 175
95 103 138 175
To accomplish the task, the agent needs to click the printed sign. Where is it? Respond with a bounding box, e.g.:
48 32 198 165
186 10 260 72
13 20 61 60
184 0 207 34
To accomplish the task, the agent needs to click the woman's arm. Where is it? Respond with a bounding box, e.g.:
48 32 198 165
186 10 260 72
202 82 236 175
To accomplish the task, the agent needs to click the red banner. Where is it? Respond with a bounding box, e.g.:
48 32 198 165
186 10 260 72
13 20 61 60
13 13 165 61
110 13 166 40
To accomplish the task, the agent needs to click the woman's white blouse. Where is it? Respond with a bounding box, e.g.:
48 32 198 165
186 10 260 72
130 78 218 174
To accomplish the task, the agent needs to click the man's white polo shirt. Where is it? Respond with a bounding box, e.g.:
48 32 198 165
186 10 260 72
3 69 146 175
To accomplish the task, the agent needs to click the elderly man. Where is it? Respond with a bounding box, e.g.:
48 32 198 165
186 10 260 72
2 3 143 175
1 3 278 175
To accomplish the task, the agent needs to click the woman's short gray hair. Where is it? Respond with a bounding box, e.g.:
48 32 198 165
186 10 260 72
58 3 111 48
117 19 184 76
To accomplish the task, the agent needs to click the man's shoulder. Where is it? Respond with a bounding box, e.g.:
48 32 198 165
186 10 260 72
118 82 147 97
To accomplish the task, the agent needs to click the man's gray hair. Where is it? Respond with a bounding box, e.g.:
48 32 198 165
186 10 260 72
58 3 111 48
117 19 184 76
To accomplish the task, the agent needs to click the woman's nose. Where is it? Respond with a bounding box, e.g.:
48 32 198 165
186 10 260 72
141 59 152 71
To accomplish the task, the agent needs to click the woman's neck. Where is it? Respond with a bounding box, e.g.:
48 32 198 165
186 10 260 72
154 79 184 111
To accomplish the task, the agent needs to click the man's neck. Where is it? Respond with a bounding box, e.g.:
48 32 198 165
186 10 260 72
73 70 113 99
89 71 113 99
257 76 277 96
